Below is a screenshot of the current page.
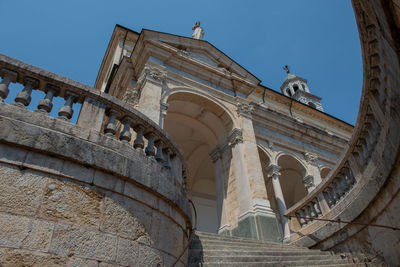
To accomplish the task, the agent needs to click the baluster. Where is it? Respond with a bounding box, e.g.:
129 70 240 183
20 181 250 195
0 69 18 102
119 117 134 144
340 174 350 194
144 133 156 157
15 76 39 107
313 200 322 217
304 207 312 223
309 203 317 219
163 148 172 169
133 125 145 150
58 91 79 120
296 212 306 227
104 109 121 137
155 140 165 163
37 84 60 113
324 188 335 207
331 180 340 203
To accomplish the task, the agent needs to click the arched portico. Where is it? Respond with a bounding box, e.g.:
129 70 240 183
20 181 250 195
163 91 234 233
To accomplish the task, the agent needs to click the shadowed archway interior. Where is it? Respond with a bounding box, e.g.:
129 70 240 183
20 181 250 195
164 92 233 233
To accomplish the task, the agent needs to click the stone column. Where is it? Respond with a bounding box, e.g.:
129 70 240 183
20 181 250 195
236 102 271 213
228 128 253 216
159 102 169 129
136 65 167 125
210 147 229 233
266 164 290 242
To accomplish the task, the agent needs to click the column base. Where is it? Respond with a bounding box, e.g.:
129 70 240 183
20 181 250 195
228 210 281 242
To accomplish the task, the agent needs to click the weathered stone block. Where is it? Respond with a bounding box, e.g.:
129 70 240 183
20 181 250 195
137 245 163 267
49 223 117 261
69 257 99 267
59 160 95 184
116 237 139 266
100 194 151 242
23 151 63 175
0 166 46 216
93 170 124 193
0 143 26 166
39 179 103 228
0 247 67 267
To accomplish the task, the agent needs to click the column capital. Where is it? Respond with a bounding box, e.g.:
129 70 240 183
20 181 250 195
266 164 281 178
303 151 319 166
140 65 167 85
228 128 243 147
236 101 254 118
160 102 169 116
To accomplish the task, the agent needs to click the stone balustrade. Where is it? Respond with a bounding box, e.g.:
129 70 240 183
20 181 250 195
285 91 383 232
0 54 187 192
284 3 400 259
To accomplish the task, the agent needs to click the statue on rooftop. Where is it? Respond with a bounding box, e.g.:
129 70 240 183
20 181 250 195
192 21 204 40
283 65 290 74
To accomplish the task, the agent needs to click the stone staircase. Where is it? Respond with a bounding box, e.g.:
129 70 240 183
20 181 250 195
188 231 382 267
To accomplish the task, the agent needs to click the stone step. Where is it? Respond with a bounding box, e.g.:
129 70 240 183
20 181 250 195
191 241 311 251
195 232 289 246
192 249 333 257
202 254 349 263
199 263 367 267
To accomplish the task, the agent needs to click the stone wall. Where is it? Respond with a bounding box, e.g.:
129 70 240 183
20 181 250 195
0 60 191 266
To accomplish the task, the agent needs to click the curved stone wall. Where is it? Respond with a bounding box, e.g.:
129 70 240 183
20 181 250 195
285 0 400 265
0 58 191 266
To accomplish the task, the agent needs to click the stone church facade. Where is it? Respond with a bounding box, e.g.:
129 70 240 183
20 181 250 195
0 0 399 266
95 24 352 243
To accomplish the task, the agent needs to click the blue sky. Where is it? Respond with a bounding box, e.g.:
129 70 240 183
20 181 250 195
1 0 362 124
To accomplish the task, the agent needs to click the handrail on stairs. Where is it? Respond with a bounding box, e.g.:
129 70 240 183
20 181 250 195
172 199 197 267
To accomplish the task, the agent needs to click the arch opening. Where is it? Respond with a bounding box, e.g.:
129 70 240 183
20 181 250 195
164 91 233 233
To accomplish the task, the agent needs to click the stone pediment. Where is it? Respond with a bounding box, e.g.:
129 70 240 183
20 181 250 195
130 29 261 96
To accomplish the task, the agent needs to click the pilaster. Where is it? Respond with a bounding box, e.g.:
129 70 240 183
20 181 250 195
137 64 167 125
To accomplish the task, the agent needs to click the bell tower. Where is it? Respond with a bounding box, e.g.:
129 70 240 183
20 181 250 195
280 65 323 111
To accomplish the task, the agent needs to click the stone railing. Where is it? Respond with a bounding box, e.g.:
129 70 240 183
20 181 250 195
285 0 400 250
0 54 188 193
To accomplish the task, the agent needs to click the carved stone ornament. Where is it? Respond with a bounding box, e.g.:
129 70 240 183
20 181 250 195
304 151 318 166
266 164 281 179
237 102 254 117
302 175 315 189
142 65 167 84
122 87 140 106
228 128 243 147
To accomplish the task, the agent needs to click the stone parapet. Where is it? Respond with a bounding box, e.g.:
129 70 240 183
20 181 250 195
0 55 192 266
284 0 400 265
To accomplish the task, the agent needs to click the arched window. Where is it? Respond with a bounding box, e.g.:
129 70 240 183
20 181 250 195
286 88 292 96
302 83 306 90
293 84 299 92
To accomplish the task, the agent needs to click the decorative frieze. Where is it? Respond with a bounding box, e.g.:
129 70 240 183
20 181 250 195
122 87 140 106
